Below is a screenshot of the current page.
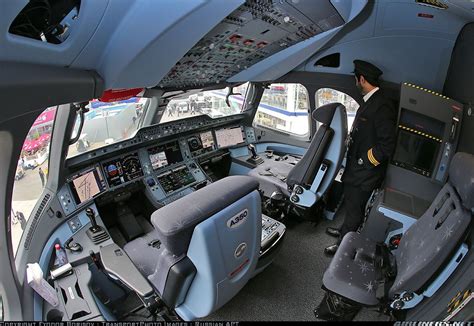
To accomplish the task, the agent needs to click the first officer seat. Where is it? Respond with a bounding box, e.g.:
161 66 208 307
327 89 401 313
248 102 347 207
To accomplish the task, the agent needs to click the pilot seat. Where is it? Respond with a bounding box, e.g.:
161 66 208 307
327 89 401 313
315 152 473 320
123 175 286 320
248 102 347 209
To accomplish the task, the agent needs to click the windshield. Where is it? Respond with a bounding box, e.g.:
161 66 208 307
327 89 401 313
67 97 149 158
160 83 249 123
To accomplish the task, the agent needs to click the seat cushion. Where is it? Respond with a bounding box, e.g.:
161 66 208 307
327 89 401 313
323 232 379 306
247 160 294 197
124 230 164 277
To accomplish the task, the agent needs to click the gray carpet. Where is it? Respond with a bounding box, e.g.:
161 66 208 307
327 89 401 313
203 217 390 321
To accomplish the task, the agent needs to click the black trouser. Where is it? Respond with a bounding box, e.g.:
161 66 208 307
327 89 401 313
338 184 372 242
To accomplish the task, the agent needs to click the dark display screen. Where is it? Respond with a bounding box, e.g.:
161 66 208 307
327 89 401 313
392 130 440 177
148 141 183 170
157 166 196 194
399 108 445 139
102 153 144 187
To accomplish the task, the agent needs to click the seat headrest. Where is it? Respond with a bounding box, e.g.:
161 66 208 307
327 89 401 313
312 103 344 125
449 152 474 211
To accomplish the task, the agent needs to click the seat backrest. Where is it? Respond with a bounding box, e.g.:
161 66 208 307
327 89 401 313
150 176 262 320
389 152 473 297
286 103 347 206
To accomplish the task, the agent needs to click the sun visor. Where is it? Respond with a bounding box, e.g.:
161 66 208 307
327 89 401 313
99 88 144 102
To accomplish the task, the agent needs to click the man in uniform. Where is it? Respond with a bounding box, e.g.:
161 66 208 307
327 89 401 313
324 60 397 256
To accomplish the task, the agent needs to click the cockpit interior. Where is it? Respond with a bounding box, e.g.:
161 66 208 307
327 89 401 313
1 0 473 322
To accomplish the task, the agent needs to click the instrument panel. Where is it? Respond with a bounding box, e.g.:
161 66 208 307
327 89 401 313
102 153 144 187
60 122 256 216
157 165 196 194
187 131 215 156
148 140 183 170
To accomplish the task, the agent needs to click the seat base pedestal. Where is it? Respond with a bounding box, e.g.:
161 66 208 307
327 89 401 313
314 292 361 321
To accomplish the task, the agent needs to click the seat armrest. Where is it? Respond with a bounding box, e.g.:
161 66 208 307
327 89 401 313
100 243 154 298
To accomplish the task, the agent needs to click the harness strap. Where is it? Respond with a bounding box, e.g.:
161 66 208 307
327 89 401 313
375 243 397 302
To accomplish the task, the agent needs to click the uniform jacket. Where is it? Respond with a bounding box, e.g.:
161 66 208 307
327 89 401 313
342 90 397 191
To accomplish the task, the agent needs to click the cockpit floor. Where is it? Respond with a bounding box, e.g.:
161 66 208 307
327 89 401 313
203 217 391 322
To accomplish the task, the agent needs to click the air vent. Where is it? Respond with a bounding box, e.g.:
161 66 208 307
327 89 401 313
24 193 51 250
9 0 81 44
315 53 340 68
415 0 448 10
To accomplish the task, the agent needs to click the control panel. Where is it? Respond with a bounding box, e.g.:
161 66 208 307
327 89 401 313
393 83 463 183
61 122 256 216
144 163 208 205
158 0 344 89
102 152 143 187
261 215 286 255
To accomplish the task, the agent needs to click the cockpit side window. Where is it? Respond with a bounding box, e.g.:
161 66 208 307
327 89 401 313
160 83 249 124
315 88 359 130
253 83 310 137
11 107 57 256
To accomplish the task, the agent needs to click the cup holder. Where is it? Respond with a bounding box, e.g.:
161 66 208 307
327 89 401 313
46 309 64 321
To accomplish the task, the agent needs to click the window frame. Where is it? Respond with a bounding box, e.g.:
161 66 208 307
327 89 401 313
252 83 311 139
10 106 58 258
314 87 360 132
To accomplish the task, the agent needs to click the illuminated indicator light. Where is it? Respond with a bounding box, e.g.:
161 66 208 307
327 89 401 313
256 41 268 48
229 34 242 43
243 39 255 46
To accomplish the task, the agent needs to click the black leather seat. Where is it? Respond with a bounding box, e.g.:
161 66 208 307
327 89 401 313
249 102 347 207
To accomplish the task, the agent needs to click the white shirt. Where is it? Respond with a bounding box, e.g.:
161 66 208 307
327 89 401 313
363 87 379 102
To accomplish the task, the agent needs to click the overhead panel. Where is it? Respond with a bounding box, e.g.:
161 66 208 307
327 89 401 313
158 0 344 90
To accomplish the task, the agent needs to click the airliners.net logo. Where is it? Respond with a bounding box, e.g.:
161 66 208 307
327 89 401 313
395 322 472 326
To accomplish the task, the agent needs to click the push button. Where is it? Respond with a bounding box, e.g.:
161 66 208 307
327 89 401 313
147 178 156 187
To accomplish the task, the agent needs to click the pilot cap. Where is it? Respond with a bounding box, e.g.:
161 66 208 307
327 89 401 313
353 60 383 80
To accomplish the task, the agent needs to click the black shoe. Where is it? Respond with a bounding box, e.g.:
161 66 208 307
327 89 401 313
326 227 341 238
324 244 339 256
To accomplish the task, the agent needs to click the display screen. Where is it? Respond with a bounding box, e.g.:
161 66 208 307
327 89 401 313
215 127 244 148
69 166 107 205
200 131 214 149
188 131 215 155
102 153 144 187
149 151 168 169
399 108 445 139
392 129 441 176
157 166 196 194
148 141 183 170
